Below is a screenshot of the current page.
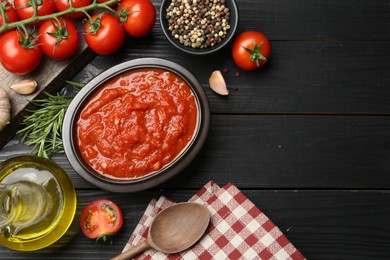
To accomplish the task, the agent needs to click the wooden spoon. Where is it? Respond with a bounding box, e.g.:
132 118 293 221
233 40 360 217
111 202 210 260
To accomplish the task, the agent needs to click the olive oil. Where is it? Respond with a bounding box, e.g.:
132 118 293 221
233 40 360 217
0 156 76 251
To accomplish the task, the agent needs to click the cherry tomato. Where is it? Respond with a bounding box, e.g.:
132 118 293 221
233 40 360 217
84 13 124 55
79 199 123 242
117 0 156 37
14 0 55 26
232 31 271 71
55 0 92 19
0 29 42 74
0 0 18 36
38 18 79 60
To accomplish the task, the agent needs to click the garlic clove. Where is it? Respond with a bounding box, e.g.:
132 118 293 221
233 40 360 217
209 70 229 96
11 79 38 95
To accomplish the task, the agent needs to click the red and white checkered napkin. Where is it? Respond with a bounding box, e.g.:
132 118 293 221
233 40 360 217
123 182 305 259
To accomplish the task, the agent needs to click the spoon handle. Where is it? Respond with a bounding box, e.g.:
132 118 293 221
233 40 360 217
111 240 151 260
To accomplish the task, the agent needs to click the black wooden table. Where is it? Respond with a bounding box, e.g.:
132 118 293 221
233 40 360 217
1 0 390 258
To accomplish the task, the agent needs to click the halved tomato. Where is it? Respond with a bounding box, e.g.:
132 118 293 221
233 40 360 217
79 199 123 242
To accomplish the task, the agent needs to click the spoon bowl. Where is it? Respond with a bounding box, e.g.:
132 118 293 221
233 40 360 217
112 202 210 260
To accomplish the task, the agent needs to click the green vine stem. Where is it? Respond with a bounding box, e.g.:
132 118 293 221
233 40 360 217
0 2 7 27
0 0 119 34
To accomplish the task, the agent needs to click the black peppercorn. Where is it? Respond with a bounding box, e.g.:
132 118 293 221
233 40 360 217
166 0 231 49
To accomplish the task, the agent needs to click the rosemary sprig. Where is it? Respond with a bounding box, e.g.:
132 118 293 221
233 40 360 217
17 92 73 158
66 80 85 91
17 80 85 158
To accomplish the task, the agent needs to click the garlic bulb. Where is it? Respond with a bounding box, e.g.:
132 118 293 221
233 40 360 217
0 88 11 132
209 70 229 96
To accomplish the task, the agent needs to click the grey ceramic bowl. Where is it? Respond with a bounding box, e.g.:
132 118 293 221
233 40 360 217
160 0 239 55
62 58 210 192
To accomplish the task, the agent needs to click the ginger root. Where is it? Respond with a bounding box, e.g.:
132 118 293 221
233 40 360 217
0 88 11 132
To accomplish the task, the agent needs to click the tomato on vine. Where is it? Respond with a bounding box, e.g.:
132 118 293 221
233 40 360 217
79 199 123 242
0 29 42 74
14 0 55 26
55 0 92 19
232 31 271 71
84 13 124 55
0 0 18 36
38 18 79 60
117 0 156 37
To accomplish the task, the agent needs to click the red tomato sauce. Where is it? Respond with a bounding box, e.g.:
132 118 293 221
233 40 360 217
76 68 198 179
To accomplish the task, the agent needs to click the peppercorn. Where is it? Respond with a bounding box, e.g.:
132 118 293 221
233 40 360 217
165 0 231 49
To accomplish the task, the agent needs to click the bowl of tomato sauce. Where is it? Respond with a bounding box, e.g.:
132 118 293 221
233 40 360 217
62 58 210 192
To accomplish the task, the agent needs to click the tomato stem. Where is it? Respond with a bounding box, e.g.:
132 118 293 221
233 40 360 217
96 234 113 244
30 0 38 18
0 0 119 33
241 40 267 67
116 3 136 23
85 12 104 35
17 24 38 49
0 4 6 26
47 18 69 54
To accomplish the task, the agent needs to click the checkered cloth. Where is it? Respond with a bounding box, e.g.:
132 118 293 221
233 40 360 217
123 182 305 259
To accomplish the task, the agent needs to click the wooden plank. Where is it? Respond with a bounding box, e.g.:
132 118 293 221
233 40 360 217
0 189 388 259
163 115 390 189
236 0 390 40
1 115 390 189
1 0 389 146
204 41 390 114
2 0 389 142
69 0 390 114
86 40 390 114
0 43 96 148
155 0 390 40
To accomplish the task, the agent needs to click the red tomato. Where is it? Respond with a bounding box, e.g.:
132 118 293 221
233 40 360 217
232 31 271 71
0 30 42 75
84 13 124 55
0 1 18 36
55 0 92 19
38 18 79 60
117 0 156 37
14 0 55 25
79 199 123 241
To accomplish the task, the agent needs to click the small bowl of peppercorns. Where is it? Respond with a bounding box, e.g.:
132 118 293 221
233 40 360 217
160 0 239 55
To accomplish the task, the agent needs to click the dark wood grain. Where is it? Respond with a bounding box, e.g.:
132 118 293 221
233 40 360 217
0 190 389 259
2 114 390 190
49 113 390 189
236 0 390 40
76 40 390 114
2 0 390 147
0 0 389 258
155 0 390 40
